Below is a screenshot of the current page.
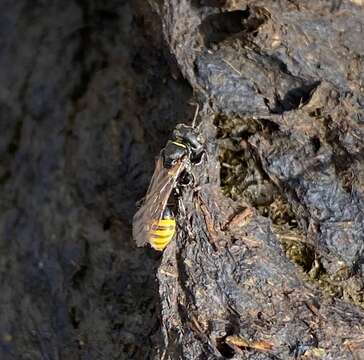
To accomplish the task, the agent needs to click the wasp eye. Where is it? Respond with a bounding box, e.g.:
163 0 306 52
162 142 186 168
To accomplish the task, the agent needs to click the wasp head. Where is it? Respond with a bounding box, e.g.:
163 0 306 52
173 124 204 163
162 140 188 168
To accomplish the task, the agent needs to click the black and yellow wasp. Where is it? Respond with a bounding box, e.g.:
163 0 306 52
132 121 204 251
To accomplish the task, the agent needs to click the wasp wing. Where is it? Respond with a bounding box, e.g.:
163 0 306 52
132 156 186 247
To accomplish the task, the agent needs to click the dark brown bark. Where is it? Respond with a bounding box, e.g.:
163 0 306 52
150 1 364 359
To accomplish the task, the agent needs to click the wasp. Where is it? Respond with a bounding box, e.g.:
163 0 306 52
132 119 204 251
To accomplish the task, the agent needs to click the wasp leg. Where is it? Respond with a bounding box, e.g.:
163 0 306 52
177 196 196 242
178 196 187 217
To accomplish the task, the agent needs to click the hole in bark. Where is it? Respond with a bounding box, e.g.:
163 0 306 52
103 217 112 231
311 136 321 153
71 264 88 289
199 10 249 47
216 337 235 358
272 82 320 113
7 120 22 155
199 6 271 46
192 0 227 7
69 306 80 329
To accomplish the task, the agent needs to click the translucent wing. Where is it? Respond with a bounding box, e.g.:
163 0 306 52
132 156 186 247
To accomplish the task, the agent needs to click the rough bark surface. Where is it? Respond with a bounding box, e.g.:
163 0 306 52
0 0 363 360
149 0 364 359
0 1 193 359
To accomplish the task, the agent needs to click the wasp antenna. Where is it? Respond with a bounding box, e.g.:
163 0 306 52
192 103 200 128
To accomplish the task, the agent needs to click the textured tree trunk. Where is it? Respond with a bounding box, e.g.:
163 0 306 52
0 1 363 359
150 1 364 359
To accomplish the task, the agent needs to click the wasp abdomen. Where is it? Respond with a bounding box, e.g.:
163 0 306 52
149 218 176 251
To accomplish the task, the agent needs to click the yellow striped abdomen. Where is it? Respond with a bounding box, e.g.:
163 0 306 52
148 218 176 251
